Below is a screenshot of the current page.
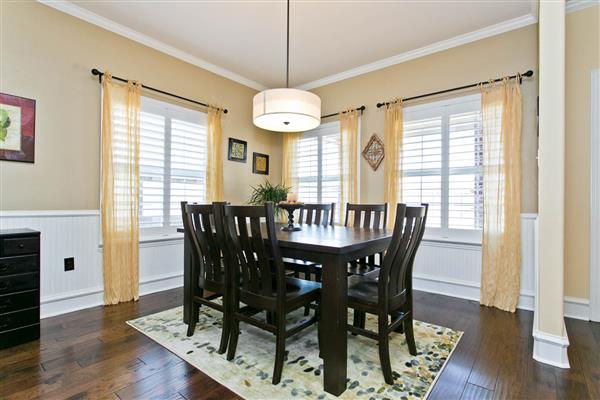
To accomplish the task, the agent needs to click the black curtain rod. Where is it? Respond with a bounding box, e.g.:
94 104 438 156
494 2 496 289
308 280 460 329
376 69 534 109
321 105 366 119
91 69 228 114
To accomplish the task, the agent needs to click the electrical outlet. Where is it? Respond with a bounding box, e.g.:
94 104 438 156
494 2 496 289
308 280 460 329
64 257 75 271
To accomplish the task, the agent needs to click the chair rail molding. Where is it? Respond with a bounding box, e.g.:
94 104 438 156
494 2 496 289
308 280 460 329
590 68 600 322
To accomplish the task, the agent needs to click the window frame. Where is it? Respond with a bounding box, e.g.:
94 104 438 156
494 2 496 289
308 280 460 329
402 93 483 244
138 96 208 234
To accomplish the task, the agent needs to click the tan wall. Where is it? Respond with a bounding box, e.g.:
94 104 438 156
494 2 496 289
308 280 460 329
311 26 539 213
565 5 600 299
0 2 281 210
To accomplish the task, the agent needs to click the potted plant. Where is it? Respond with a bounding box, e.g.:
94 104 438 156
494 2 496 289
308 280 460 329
248 180 290 217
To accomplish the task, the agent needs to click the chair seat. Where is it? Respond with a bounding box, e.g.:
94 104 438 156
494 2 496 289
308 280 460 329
347 273 406 313
240 276 320 312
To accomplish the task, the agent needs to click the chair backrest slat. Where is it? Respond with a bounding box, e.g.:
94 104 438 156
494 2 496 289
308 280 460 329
345 203 388 229
379 203 428 311
298 203 335 226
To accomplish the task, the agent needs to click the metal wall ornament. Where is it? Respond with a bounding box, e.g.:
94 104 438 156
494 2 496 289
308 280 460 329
362 134 385 171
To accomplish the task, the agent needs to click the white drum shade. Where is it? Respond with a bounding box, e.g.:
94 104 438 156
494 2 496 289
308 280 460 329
253 88 321 132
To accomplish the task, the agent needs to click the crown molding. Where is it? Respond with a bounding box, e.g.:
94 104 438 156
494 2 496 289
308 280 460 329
295 14 538 90
566 0 600 13
37 0 267 91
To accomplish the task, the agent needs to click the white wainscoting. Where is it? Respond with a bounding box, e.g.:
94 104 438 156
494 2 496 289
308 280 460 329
0 210 183 318
0 211 590 319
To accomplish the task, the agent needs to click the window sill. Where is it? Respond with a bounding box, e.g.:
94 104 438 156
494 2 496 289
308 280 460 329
422 235 482 247
139 232 184 244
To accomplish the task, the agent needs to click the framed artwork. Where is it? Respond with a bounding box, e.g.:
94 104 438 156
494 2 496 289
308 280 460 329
252 152 269 175
228 137 247 163
0 93 36 163
362 134 385 171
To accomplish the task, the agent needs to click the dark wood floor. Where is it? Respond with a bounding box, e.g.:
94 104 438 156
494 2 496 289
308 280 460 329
1 288 599 400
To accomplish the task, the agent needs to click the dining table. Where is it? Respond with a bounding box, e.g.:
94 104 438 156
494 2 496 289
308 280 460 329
178 223 392 396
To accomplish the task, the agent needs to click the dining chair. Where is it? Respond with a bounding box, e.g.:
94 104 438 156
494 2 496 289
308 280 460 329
347 203 428 384
284 202 335 284
180 201 230 354
345 203 388 276
221 202 322 385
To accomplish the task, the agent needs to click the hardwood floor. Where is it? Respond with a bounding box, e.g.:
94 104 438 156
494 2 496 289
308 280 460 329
1 288 598 399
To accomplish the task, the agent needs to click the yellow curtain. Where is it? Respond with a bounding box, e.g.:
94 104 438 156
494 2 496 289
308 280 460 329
339 109 359 224
384 100 403 225
101 72 141 305
480 78 522 312
281 132 301 222
207 106 224 202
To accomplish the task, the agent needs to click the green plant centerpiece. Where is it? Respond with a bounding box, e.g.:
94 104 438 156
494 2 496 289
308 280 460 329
248 180 290 217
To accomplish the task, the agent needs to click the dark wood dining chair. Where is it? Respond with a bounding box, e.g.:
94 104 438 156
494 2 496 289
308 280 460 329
284 202 335 284
345 203 388 275
180 201 230 354
347 203 428 384
220 202 322 385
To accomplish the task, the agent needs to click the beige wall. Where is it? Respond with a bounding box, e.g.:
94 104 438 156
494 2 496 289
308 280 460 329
0 2 281 210
311 25 539 213
565 5 600 299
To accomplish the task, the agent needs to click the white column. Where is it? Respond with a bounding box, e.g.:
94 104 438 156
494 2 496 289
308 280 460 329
534 0 569 368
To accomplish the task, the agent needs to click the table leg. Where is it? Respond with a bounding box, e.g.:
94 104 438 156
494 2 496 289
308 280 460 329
320 254 348 396
183 231 191 325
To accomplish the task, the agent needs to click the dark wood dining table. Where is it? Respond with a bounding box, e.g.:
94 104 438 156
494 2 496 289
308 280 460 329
178 223 392 396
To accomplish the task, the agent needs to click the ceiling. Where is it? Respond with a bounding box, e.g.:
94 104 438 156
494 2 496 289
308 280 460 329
51 0 541 90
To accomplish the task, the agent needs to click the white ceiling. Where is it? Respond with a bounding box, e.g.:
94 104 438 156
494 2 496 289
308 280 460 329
48 0 543 90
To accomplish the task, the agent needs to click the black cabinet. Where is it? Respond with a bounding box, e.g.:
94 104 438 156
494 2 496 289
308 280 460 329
0 229 40 349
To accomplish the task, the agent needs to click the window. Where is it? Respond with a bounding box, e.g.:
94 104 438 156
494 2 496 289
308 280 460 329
296 121 341 207
138 96 207 230
402 94 483 241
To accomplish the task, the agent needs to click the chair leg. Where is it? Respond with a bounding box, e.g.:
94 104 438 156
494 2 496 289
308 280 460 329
218 298 230 354
391 311 404 333
378 325 394 384
404 316 417 356
186 303 199 337
272 317 286 384
303 269 312 316
226 317 240 361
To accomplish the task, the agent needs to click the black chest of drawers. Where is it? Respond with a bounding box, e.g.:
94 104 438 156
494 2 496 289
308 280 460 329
0 229 40 349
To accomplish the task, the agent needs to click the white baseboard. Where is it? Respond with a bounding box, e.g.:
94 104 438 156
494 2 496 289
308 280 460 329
40 272 183 319
564 296 591 321
533 323 570 368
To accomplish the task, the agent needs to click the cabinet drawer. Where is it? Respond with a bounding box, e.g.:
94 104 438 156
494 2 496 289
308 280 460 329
1 237 39 256
0 273 38 295
0 307 39 333
0 323 40 349
0 255 38 277
0 290 39 314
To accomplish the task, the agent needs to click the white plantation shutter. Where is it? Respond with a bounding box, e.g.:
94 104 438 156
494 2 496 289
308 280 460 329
402 94 483 239
296 121 342 218
138 96 207 231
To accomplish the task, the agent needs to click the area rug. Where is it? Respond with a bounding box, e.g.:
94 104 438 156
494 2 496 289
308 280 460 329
127 305 462 400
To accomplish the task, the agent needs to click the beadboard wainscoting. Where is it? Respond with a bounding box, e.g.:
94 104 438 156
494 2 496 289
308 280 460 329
0 211 590 319
0 210 183 318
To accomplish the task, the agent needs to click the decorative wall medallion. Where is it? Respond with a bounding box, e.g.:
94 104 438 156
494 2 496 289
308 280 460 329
362 134 384 171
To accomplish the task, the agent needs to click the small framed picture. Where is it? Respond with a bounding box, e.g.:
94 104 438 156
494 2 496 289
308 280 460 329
228 138 247 163
252 152 269 175
0 93 36 163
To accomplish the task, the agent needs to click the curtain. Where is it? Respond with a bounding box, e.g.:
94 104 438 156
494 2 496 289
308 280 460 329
384 100 403 225
207 106 224 202
101 72 141 305
339 109 359 224
281 132 301 222
480 78 522 312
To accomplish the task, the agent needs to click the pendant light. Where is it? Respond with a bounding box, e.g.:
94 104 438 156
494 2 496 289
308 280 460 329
253 0 321 132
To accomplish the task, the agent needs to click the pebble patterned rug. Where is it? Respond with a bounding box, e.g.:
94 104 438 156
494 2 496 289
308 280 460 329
127 305 462 400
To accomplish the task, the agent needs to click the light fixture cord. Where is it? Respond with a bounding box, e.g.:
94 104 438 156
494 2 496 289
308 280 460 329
286 0 290 88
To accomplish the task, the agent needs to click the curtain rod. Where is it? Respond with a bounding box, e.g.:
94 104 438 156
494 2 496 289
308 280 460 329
90 69 228 114
321 105 366 119
376 69 534 109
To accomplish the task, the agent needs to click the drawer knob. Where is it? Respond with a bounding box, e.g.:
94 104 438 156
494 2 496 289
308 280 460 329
0 299 11 310
18 243 25 249
0 317 10 329
0 264 8 272
0 282 9 290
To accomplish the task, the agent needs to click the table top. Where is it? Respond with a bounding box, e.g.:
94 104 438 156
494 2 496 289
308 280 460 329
178 224 392 254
